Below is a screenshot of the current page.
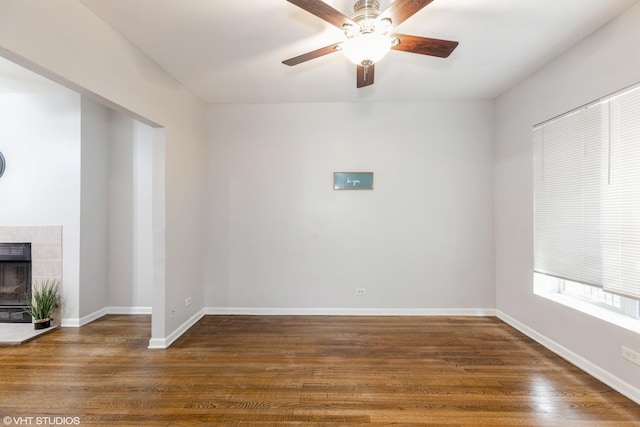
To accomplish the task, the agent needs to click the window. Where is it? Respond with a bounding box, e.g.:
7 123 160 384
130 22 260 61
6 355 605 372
535 273 639 320
533 82 640 327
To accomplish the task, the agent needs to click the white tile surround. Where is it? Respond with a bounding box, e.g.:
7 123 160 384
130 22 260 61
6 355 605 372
0 226 62 283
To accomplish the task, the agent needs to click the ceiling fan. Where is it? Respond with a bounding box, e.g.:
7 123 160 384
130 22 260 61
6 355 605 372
282 0 459 88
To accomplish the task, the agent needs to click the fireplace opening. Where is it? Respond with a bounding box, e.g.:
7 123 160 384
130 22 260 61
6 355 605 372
0 243 32 323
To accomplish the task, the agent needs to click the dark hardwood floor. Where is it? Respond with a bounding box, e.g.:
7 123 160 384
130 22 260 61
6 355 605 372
0 315 639 426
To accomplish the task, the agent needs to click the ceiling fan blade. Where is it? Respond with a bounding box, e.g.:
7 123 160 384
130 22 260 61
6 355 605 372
356 64 375 88
282 42 342 66
391 34 459 58
378 0 434 27
286 0 355 30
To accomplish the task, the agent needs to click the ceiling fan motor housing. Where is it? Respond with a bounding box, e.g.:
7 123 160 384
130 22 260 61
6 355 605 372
350 0 383 33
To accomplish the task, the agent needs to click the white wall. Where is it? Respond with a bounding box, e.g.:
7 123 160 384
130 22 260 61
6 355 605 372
0 0 205 345
108 112 153 309
0 91 82 320
495 3 640 398
79 96 110 318
205 102 495 312
132 120 154 308
108 112 134 309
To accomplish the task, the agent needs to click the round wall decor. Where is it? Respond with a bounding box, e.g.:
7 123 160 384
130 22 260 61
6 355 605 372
0 152 5 178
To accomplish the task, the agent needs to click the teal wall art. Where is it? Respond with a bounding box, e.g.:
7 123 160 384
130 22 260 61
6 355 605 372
333 172 373 190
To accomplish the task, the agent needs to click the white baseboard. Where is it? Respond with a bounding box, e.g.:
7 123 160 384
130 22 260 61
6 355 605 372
61 306 152 327
497 310 640 405
147 309 205 350
62 306 494 328
146 307 494 349
106 306 152 315
61 307 107 327
205 307 496 316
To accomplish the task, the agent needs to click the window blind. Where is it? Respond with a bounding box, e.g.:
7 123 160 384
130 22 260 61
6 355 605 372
603 86 640 299
534 83 640 301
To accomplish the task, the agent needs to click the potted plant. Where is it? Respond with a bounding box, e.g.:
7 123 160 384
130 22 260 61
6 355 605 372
25 279 60 330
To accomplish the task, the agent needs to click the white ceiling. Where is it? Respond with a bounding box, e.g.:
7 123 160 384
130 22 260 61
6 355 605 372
3 1 639 103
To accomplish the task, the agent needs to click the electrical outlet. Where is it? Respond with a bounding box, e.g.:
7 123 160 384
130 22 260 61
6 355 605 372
170 305 176 317
185 296 192 307
622 346 640 366
355 288 366 296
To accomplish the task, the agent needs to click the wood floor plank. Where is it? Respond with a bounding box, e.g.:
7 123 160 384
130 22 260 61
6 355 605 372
0 315 638 426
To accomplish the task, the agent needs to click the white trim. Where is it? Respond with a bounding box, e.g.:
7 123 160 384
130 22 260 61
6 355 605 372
147 307 495 350
61 307 107 327
106 306 152 315
60 318 81 327
205 307 496 316
147 337 167 350
61 306 152 327
497 310 640 405
147 309 205 350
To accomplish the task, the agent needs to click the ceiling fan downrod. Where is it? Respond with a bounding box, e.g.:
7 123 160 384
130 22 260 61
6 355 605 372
353 0 380 18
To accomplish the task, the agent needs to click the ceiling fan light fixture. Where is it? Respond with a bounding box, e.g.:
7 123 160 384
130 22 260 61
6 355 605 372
282 0 459 88
341 32 392 66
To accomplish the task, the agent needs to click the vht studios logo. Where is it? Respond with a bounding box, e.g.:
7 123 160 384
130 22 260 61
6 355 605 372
3 416 81 425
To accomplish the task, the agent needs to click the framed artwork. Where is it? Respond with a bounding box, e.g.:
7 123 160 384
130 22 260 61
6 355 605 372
333 172 373 190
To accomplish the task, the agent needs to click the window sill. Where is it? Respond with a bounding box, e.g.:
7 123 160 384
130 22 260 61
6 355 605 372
534 284 640 334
